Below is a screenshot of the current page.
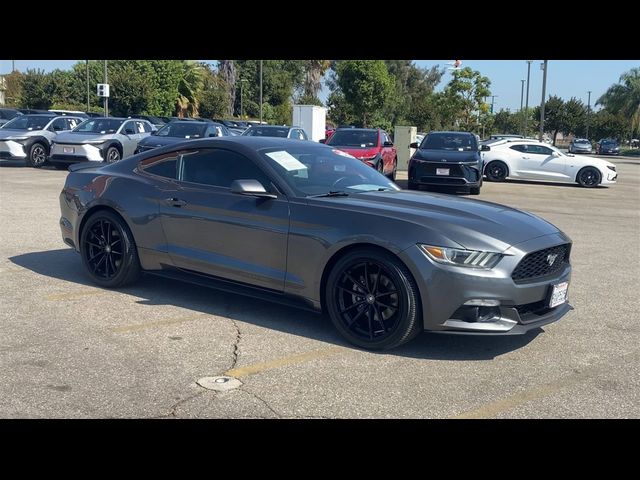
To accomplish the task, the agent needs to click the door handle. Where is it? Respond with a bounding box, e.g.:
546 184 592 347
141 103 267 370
164 197 187 207
522 156 530 159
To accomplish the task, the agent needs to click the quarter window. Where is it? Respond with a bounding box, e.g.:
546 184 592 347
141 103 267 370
139 153 178 179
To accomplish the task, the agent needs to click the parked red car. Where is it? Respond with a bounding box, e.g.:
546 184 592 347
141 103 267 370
324 128 398 180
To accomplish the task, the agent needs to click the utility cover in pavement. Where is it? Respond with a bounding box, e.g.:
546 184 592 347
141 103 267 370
197 376 242 391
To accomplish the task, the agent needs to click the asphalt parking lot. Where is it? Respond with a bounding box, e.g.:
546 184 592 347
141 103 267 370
1 156 639 418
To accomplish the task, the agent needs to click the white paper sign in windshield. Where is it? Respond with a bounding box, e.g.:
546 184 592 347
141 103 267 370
266 151 308 171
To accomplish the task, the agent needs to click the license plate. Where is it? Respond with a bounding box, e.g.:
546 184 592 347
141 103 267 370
63 147 74 154
549 281 569 308
436 168 450 176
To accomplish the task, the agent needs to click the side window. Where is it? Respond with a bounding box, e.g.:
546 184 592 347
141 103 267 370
122 121 136 134
142 121 154 133
66 118 80 130
204 126 216 137
134 121 146 133
383 132 391 144
528 145 553 155
178 148 272 190
49 118 67 132
510 144 526 152
139 153 178 179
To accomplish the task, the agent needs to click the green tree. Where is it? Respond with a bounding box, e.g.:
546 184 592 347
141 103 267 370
18 69 54 109
562 97 587 137
597 68 640 140
333 60 393 127
175 61 205 117
199 65 230 119
2 71 23 107
299 60 331 105
218 60 237 116
493 109 520 134
444 67 491 131
534 96 565 145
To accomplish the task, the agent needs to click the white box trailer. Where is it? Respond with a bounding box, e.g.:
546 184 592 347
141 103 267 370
292 105 327 142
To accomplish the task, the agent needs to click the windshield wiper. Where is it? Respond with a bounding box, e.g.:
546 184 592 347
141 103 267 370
309 190 350 198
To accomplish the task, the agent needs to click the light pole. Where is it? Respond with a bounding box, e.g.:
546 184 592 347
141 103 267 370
86 60 90 113
12 60 15 72
539 60 548 142
586 90 592 140
259 60 263 124
520 79 525 111
490 95 498 114
103 60 108 117
524 60 533 136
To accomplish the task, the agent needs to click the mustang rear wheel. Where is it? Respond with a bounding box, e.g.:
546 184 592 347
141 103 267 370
80 211 140 288
325 248 422 350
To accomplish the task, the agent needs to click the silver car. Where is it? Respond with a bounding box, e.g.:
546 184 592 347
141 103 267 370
568 138 593 154
50 117 154 169
0 114 84 167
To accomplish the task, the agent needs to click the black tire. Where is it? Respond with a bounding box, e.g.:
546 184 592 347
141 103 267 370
27 142 48 168
105 146 121 163
80 210 141 288
469 186 481 195
407 180 418 190
387 158 397 181
377 159 384 174
51 162 68 171
485 160 508 182
325 248 422 350
576 166 601 188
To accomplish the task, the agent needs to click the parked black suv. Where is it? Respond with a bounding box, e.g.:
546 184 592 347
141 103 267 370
408 131 489 195
596 138 620 155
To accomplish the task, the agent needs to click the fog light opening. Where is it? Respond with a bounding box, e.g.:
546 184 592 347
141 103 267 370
451 305 501 323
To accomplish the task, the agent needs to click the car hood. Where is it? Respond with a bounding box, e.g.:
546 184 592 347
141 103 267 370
312 190 560 252
412 149 480 163
137 135 193 147
0 129 44 140
570 154 616 170
55 131 117 143
329 146 380 158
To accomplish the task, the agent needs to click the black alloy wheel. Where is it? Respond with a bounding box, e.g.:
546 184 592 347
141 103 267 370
485 161 508 182
28 142 47 168
576 167 601 188
80 211 140 287
326 249 421 350
105 146 121 163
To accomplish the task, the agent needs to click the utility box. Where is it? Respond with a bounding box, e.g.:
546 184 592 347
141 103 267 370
292 105 326 142
394 125 417 170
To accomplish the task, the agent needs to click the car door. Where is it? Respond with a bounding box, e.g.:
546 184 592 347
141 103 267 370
519 144 568 180
153 147 290 291
118 121 139 157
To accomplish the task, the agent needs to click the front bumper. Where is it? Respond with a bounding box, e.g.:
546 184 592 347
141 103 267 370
409 160 482 187
398 232 572 335
0 140 27 159
50 143 104 163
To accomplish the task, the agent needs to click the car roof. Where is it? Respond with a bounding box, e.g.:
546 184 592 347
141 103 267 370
428 131 475 136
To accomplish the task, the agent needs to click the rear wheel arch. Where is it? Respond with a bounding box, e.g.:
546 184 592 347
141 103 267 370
78 205 134 249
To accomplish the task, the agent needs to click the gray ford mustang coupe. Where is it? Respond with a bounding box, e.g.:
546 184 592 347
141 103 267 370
59 137 572 350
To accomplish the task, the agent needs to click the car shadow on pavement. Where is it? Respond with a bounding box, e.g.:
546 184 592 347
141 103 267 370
10 248 543 361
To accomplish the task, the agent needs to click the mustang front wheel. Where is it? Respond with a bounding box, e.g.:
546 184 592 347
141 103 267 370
326 248 422 350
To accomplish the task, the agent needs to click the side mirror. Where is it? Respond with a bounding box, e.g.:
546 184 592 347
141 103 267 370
410 142 419 149
383 141 394 147
230 179 277 199
319 138 326 144
481 144 491 151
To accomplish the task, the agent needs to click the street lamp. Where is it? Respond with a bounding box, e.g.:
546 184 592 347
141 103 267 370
586 90 592 140
520 79 525 111
259 60 263 124
524 60 533 136
490 95 498 114
539 60 548 142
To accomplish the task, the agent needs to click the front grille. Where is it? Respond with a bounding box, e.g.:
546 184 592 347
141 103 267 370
512 243 570 283
418 163 464 177
50 154 90 163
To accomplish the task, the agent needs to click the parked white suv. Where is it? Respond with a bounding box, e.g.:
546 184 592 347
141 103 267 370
482 139 618 188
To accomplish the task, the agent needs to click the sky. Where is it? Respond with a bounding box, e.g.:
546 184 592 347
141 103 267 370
2 59 638 112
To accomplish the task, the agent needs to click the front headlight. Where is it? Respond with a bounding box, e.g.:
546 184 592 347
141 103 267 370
358 154 378 160
419 244 503 269
7 136 29 141
607 165 616 172
85 140 107 145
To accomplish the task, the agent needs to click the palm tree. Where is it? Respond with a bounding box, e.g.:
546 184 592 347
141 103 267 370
175 61 205 118
218 60 236 116
302 60 331 103
597 68 640 139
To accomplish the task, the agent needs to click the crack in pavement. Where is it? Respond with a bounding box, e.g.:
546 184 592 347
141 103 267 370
229 319 241 372
151 390 207 419
238 388 281 418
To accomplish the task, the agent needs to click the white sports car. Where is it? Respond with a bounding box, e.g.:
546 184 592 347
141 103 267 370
481 140 618 187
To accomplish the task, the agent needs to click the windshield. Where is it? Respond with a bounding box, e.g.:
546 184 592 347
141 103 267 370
73 118 123 134
327 130 378 148
243 127 290 138
421 133 477 151
155 122 206 138
1 115 52 130
258 145 398 197
601 140 617 145
574 139 590 144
